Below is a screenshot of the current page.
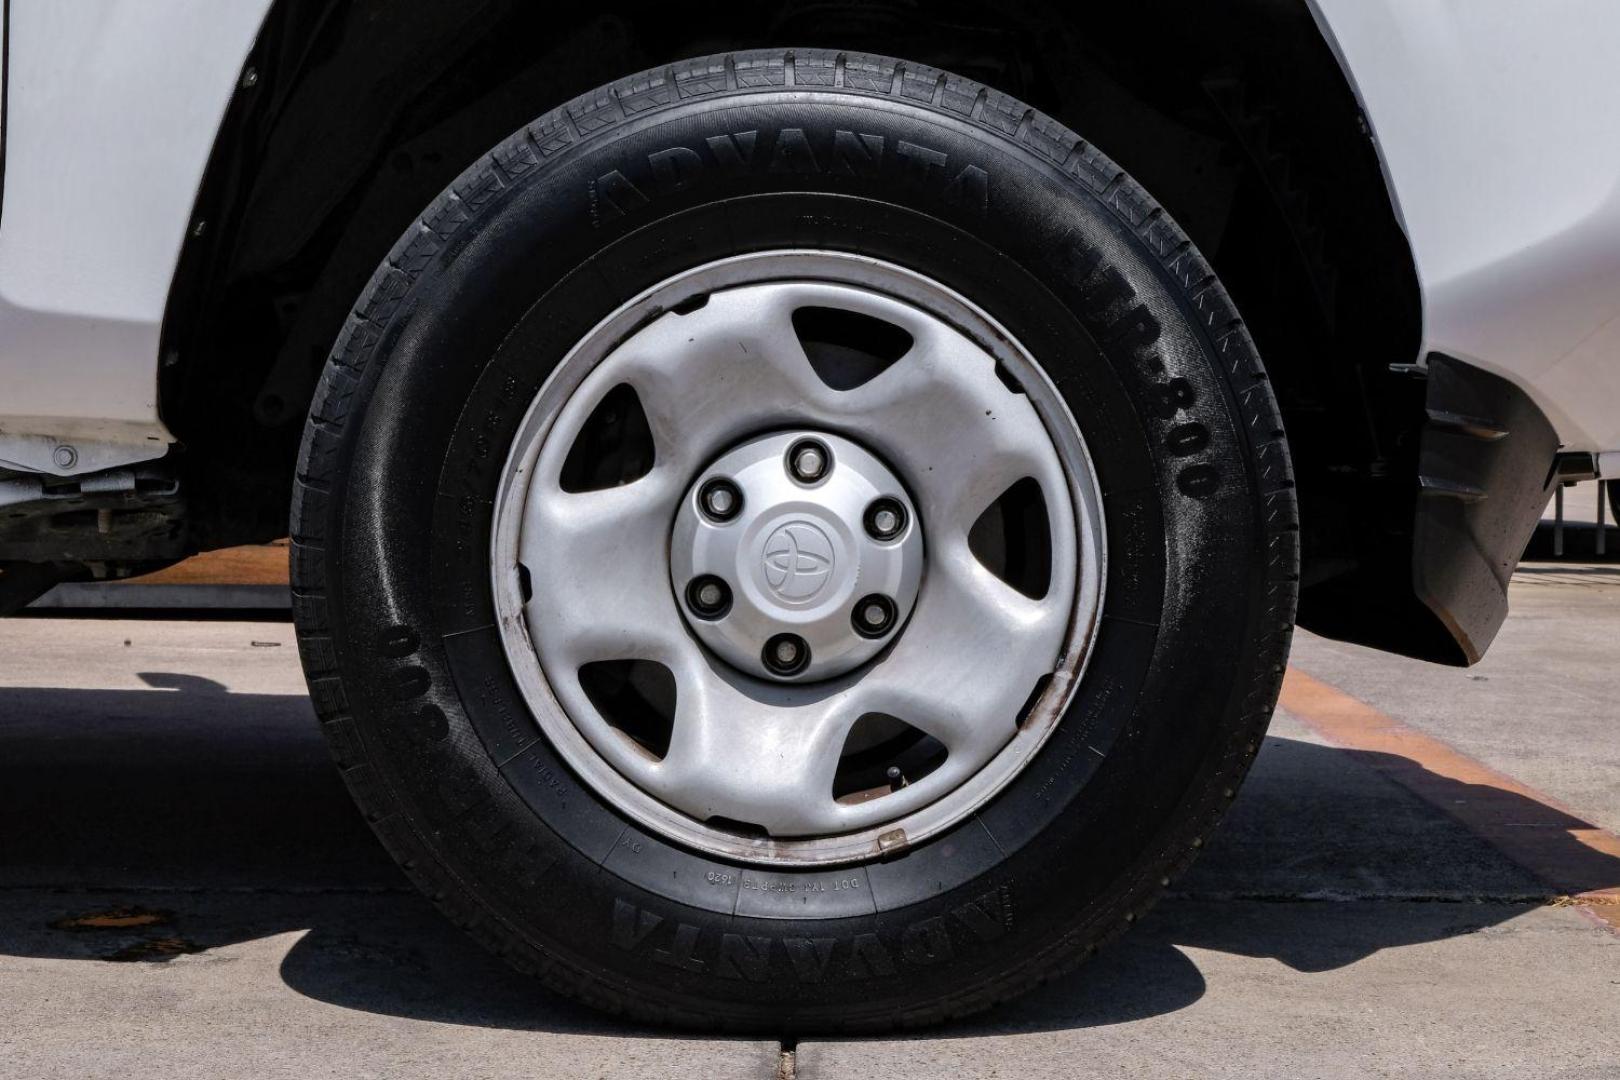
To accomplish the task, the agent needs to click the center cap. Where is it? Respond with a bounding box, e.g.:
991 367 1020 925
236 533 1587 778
671 431 924 682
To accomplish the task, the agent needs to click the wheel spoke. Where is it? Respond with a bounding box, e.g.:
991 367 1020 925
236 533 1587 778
517 467 687 668
837 316 1061 536
653 669 856 836
608 286 838 476
861 537 1067 759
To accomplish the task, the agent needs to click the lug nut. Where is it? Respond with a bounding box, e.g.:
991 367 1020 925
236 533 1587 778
699 478 742 521
787 439 830 484
864 497 907 541
852 594 897 638
762 633 810 677
685 575 732 619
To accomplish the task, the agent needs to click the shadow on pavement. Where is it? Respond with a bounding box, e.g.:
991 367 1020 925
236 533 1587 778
2 676 1615 1036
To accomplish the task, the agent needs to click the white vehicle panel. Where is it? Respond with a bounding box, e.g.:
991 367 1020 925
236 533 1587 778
1310 0 1620 453
2 2 1618 475
0 1 270 475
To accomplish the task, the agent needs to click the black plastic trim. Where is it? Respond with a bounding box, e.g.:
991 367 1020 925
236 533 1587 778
1410 353 1560 664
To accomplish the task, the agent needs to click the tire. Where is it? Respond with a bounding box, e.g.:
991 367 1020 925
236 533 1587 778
290 48 1297 1032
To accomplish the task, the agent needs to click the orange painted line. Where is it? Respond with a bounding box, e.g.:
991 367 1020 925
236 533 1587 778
1280 667 1620 931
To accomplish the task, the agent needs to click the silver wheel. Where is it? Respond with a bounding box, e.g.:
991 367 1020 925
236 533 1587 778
491 251 1105 865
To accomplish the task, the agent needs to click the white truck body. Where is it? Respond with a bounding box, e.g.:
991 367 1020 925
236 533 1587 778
1 0 1616 472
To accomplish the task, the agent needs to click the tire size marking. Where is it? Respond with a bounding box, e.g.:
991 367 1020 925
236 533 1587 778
739 874 863 894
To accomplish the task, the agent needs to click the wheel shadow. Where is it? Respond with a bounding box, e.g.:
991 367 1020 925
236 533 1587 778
1 675 1614 1036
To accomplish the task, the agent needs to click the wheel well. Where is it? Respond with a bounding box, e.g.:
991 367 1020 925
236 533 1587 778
161 0 1422 629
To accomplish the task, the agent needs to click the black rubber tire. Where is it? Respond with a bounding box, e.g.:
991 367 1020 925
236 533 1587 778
290 48 1298 1033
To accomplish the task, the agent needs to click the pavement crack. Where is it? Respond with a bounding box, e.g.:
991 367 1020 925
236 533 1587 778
776 1038 797 1080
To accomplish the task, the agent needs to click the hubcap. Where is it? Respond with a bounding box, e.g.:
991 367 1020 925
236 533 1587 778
671 431 923 682
490 251 1106 865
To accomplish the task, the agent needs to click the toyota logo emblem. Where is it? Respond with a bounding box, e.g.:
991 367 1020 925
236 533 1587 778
762 522 835 603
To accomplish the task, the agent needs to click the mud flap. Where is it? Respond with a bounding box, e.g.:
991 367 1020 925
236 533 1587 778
1412 354 1560 664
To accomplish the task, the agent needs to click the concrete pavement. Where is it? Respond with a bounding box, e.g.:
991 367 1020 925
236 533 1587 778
0 567 1616 1077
